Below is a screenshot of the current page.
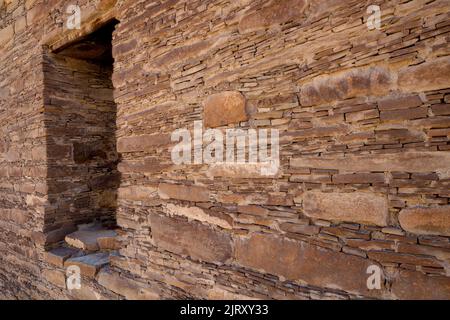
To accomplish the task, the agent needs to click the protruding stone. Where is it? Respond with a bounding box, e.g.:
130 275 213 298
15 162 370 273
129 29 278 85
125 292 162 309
65 229 118 251
65 252 110 278
203 91 247 128
44 247 80 267
399 206 450 236
303 191 389 226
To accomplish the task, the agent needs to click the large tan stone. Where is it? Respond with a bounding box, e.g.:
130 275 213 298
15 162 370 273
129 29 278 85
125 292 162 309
238 0 308 34
118 185 158 202
158 183 210 202
391 270 450 300
97 270 160 300
144 36 229 72
290 152 450 174
0 24 13 46
150 214 232 264
164 203 232 229
300 66 393 106
117 133 171 153
399 206 450 236
64 253 110 278
42 269 66 289
203 91 247 128
235 233 383 297
303 191 389 226
398 57 450 92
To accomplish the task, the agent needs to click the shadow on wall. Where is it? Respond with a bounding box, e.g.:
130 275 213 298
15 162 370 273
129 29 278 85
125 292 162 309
42 20 120 246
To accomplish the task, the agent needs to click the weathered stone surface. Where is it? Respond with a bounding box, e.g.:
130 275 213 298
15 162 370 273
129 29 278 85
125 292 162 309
97 270 159 300
164 203 232 229
300 66 393 106
118 185 158 202
0 24 13 46
291 152 450 174
203 91 247 128
399 206 450 236
158 183 210 202
392 270 450 300
144 36 229 72
150 214 232 264
238 0 308 34
117 133 171 153
65 230 117 251
207 163 280 178
302 191 389 226
398 57 450 92
235 233 382 296
44 247 79 267
65 253 110 278
42 269 66 289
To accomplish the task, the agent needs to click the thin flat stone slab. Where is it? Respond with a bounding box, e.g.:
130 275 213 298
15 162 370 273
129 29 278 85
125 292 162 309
44 247 80 267
65 229 117 251
64 252 110 278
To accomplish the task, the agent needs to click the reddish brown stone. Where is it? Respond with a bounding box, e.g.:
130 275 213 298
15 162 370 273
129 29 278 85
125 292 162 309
117 133 171 153
204 91 247 128
150 214 232 264
300 66 393 106
398 57 450 92
392 270 450 300
399 206 450 236
158 183 210 202
235 233 383 297
238 0 308 34
303 191 389 226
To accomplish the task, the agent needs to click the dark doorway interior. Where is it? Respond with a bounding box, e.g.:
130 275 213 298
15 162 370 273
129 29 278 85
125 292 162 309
43 20 120 245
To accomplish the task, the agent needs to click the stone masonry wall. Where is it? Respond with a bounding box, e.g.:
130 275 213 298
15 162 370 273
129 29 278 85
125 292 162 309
0 0 449 299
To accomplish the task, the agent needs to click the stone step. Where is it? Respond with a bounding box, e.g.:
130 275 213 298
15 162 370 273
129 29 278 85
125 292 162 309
65 229 118 251
44 247 82 268
64 252 110 278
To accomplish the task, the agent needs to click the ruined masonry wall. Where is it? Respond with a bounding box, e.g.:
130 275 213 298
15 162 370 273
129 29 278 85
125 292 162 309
0 0 449 299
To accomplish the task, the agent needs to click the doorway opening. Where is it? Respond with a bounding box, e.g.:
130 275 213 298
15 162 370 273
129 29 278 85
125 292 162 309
43 19 120 252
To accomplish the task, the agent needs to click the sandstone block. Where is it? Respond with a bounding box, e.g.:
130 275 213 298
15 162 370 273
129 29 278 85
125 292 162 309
42 269 66 289
0 24 13 46
302 191 389 226
203 91 247 128
118 185 158 202
158 183 210 202
235 233 382 297
65 230 117 251
117 133 171 153
150 214 232 264
44 247 79 267
238 0 307 34
392 270 450 300
290 152 450 174
300 66 393 106
398 57 450 92
399 206 450 236
97 270 159 300
65 253 110 278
